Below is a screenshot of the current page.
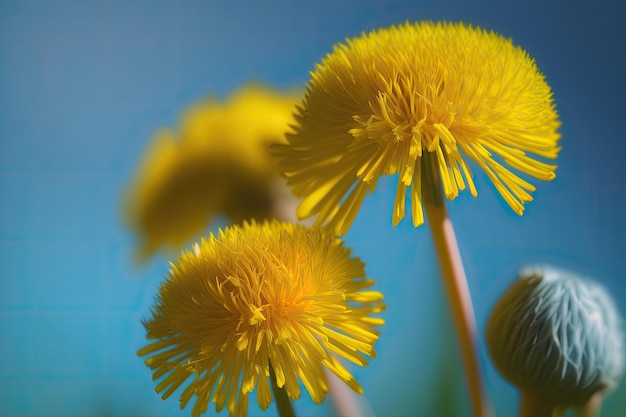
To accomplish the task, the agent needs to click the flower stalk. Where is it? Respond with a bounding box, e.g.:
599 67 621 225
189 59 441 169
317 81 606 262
273 21 563 417
270 362 296 417
518 392 562 417
272 187 371 417
422 153 492 417
579 393 603 417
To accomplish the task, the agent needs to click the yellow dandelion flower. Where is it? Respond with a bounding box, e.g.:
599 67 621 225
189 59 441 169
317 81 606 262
274 21 561 235
137 220 385 417
123 85 300 260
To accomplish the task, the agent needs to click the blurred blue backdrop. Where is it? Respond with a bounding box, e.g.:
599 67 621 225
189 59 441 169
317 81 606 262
1 0 625 416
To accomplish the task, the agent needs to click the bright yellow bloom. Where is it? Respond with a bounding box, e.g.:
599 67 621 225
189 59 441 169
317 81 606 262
137 220 385 417
123 85 300 260
274 21 561 235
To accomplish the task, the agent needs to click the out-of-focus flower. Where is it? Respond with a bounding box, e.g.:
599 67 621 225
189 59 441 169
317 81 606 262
274 21 561 235
486 266 625 410
123 85 300 261
138 220 385 417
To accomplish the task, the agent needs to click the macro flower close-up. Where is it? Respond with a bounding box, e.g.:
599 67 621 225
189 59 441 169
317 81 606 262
275 21 562 235
123 85 300 261
3 2 626 417
137 220 385 417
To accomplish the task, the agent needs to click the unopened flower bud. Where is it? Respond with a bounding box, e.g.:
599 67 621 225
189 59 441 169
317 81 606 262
486 266 625 408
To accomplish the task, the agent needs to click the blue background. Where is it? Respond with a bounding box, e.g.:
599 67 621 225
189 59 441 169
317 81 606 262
1 0 625 416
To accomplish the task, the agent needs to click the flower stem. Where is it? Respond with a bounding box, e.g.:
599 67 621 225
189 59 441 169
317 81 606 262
325 367 373 417
518 392 561 417
422 153 493 417
272 183 367 417
270 362 296 417
580 393 603 417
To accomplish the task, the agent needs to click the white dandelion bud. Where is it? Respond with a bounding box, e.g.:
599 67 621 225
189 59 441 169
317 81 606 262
486 266 625 416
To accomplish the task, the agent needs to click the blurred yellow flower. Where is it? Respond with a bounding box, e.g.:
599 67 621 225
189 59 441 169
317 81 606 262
123 85 300 260
274 21 561 235
137 220 385 417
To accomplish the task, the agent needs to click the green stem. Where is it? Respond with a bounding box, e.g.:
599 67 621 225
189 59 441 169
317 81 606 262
270 362 296 417
518 391 560 417
579 393 603 417
271 187 365 417
422 152 493 417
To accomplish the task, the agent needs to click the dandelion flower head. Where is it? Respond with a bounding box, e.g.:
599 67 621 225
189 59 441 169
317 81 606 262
275 21 561 235
123 85 300 260
138 220 385 417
